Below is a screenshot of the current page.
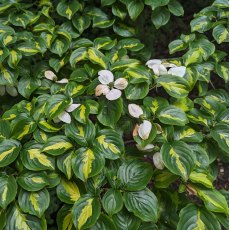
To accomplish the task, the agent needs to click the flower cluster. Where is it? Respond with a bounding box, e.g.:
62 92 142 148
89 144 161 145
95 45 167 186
95 70 128 100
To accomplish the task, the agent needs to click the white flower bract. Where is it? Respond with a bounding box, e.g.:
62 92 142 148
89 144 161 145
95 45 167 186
54 102 80 124
136 144 155 152
95 70 128 101
146 59 186 77
152 152 164 169
128 104 143 118
138 120 152 140
44 70 69 84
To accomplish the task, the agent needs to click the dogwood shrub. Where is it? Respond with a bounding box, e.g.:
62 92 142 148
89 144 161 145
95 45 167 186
0 0 228 229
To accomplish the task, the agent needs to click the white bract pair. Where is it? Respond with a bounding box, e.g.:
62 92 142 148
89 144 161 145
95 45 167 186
54 100 80 124
146 59 186 77
128 104 155 152
44 70 69 83
128 104 152 140
95 70 128 101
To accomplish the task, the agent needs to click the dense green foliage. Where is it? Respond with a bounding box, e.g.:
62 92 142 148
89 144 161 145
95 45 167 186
0 0 229 229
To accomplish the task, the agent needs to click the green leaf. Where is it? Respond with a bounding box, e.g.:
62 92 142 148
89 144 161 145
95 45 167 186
187 108 212 126
72 15 91 34
93 17 115 29
168 39 186 54
156 75 190 98
215 62 228 82
212 0 228 8
145 0 170 10
72 196 101 229
7 50 22 68
72 104 90 124
50 37 70 57
70 47 88 67
21 140 54 171
72 147 105 181
97 98 123 127
210 124 228 153
118 38 144 52
174 126 203 142
112 208 141 230
0 64 17 85
183 48 203 66
189 171 213 188
190 16 212 33
57 205 75 230
101 0 116 6
124 189 158 222
161 141 195 180
17 171 49 192
57 178 80 204
88 47 108 69
177 204 221 230
190 38 215 60
42 135 73 156
212 24 229 44
127 0 144 20
168 0 184 16
102 189 123 215
0 48 9 63
12 117 37 140
38 120 61 133
49 56 68 72
57 152 73 180
95 129 124 160
0 174 17 209
117 160 153 191
17 42 40 56
0 120 11 140
18 76 41 99
143 96 169 114
0 139 21 167
195 95 226 117
111 59 140 71
8 13 30 28
112 4 127 20
151 7 170 29
57 0 80 19
66 82 86 98
44 94 71 119
157 105 188 126
65 120 96 147
154 171 179 189
94 37 116 50
18 188 50 218
5 204 46 230
125 82 149 100
196 188 229 215
113 23 136 37
89 214 116 230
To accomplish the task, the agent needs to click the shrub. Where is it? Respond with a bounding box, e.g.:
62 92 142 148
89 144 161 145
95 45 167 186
0 0 228 229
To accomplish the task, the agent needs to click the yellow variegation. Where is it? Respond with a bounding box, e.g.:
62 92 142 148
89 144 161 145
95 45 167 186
77 198 93 229
43 141 72 152
97 135 119 154
29 193 40 213
28 149 54 169
82 149 95 180
88 48 107 69
169 148 186 178
61 179 80 202
0 146 16 162
189 171 213 188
